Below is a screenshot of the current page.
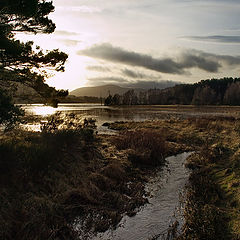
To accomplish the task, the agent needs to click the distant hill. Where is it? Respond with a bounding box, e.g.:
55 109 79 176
70 85 143 98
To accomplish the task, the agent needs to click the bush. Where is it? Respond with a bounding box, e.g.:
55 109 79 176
0 128 94 177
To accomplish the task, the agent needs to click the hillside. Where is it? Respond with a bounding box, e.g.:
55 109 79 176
70 85 140 98
70 81 181 98
0 80 68 104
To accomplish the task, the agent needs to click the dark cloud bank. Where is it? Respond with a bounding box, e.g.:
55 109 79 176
122 80 180 89
183 35 240 44
79 43 240 74
121 68 153 79
86 65 111 72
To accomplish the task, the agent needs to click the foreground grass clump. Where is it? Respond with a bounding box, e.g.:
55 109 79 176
180 155 230 240
112 129 166 166
0 128 94 176
0 128 95 240
178 119 240 240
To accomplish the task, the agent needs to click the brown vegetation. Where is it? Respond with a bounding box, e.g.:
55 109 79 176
106 115 240 239
111 129 166 166
3 109 240 239
0 124 166 239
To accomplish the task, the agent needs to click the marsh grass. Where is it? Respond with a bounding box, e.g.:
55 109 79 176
179 163 230 240
3 113 240 239
107 117 240 239
179 135 235 239
0 124 152 239
112 129 166 166
0 127 96 240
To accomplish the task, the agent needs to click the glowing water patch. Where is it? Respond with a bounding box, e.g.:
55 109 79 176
32 106 57 116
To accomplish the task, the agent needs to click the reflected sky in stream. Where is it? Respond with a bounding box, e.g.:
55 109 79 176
86 152 192 240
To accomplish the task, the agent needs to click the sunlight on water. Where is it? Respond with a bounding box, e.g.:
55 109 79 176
20 123 42 132
27 105 57 116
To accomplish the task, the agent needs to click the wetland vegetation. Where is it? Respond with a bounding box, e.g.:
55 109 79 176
2 109 240 239
107 114 240 240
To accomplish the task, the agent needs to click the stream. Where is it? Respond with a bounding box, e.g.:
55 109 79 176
90 152 191 240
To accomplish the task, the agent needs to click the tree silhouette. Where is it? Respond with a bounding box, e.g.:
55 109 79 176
0 0 68 126
0 0 68 86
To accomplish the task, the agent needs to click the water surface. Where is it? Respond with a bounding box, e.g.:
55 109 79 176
21 103 240 133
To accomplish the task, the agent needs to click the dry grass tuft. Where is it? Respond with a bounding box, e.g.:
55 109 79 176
112 129 166 166
101 162 126 181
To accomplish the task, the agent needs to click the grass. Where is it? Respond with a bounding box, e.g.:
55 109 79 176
176 119 240 239
0 124 157 239
111 129 166 166
0 128 96 240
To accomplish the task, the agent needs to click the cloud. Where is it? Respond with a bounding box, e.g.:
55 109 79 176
121 68 162 82
179 52 221 73
122 68 148 79
79 43 186 74
87 65 111 72
182 35 240 44
185 49 240 66
79 43 229 74
121 80 181 89
54 30 78 36
58 39 81 46
57 5 102 13
87 76 129 85
87 76 181 89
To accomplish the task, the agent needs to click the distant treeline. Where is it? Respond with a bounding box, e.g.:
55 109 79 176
61 95 102 103
105 77 240 106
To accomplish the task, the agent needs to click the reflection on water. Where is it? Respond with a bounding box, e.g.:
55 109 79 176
32 106 58 116
21 103 160 133
21 103 108 116
20 103 240 133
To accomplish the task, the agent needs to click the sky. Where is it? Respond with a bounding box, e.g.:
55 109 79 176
18 0 240 91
